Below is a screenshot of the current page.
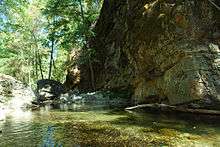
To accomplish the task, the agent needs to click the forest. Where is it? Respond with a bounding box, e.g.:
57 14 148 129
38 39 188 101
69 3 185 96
1 0 220 146
0 0 102 86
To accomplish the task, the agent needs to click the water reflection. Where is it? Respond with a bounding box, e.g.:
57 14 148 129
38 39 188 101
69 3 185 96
42 126 63 147
0 103 220 146
0 107 6 121
0 107 32 123
10 109 32 121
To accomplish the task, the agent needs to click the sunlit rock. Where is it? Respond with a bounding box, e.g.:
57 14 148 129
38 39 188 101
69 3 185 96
69 0 220 109
0 74 35 110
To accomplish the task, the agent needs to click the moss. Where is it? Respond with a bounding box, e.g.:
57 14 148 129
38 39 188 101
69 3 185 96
1 107 219 146
158 128 179 137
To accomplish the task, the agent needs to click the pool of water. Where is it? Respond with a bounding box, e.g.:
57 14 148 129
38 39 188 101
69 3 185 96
0 103 220 146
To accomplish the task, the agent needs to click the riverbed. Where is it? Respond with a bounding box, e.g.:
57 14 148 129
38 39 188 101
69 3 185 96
0 103 220 146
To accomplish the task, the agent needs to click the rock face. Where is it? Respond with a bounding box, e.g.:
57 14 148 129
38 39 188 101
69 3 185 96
0 74 34 108
67 0 220 109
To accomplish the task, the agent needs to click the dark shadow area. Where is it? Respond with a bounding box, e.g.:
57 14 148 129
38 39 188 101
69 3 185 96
104 108 220 136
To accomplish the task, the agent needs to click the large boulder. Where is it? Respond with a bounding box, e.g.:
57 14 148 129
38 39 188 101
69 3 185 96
67 0 220 109
0 74 34 108
36 79 65 102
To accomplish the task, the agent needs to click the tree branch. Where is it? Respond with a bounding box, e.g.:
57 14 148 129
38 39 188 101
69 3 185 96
207 0 220 11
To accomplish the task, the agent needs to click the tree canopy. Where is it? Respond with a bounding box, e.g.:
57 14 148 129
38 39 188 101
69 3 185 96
0 0 103 86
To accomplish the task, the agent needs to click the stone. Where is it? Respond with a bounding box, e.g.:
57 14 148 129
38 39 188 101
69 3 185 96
209 43 220 53
67 0 220 109
0 74 34 108
36 79 66 102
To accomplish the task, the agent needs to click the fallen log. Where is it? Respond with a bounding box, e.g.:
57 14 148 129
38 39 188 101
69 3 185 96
125 103 220 115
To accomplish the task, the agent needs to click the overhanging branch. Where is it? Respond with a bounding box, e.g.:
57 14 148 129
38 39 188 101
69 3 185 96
207 0 220 11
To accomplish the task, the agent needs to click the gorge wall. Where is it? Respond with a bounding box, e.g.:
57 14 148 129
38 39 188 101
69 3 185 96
66 0 220 109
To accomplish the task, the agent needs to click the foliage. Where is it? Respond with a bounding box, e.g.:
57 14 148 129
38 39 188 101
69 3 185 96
43 0 103 57
0 0 65 86
51 48 68 82
0 0 102 87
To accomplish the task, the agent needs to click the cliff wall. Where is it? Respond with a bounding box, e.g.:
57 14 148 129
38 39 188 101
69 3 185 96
67 0 220 109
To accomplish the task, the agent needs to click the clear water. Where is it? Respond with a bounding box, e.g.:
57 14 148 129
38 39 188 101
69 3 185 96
0 103 220 146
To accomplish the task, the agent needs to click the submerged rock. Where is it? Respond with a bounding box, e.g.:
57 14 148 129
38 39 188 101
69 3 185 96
67 0 220 110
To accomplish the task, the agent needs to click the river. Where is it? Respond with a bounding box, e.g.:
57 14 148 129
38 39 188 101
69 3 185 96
0 103 220 146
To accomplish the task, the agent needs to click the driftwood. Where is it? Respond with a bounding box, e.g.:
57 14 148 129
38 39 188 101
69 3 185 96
125 103 220 115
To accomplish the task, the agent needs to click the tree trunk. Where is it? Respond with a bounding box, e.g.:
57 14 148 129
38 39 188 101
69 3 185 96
32 32 44 79
48 36 54 80
34 47 39 79
79 0 95 90
37 51 44 79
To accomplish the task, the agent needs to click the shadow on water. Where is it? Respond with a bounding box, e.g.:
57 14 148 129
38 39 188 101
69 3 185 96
103 108 220 136
48 103 220 137
1 102 220 146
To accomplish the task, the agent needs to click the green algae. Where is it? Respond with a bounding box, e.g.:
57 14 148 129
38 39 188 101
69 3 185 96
1 106 220 146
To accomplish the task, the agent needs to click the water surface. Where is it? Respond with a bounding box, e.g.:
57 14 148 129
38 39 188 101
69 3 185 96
0 103 220 146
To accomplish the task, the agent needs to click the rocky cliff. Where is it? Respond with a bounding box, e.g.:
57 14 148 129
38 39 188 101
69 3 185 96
67 0 220 109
